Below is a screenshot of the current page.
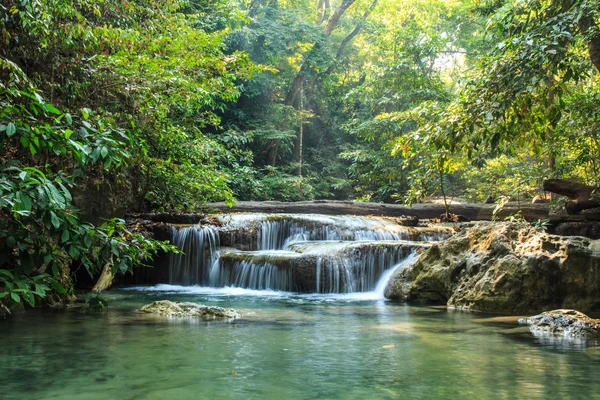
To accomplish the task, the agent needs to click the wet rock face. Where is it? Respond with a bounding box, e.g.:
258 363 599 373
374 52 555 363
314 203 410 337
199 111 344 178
138 300 239 319
385 222 600 314
518 309 600 337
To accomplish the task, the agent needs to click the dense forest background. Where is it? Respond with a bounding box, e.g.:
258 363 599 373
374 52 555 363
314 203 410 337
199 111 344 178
1 0 599 308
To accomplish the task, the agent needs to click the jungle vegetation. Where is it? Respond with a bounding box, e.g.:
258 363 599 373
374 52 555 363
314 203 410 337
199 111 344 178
1 0 599 310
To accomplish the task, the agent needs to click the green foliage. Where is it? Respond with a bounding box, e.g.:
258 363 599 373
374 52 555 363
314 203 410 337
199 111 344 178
0 269 64 314
419 0 599 160
3 0 600 318
84 292 109 310
357 0 600 204
0 52 180 313
1 0 260 209
0 160 177 312
553 87 600 186
460 155 548 202
254 167 315 202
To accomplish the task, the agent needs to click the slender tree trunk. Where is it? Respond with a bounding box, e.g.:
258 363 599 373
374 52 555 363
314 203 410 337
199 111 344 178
439 168 450 219
318 0 331 24
546 71 556 199
295 84 304 176
547 80 556 175
323 0 355 35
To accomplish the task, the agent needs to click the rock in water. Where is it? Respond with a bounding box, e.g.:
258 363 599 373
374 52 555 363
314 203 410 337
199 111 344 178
384 222 600 313
518 309 600 337
139 300 239 319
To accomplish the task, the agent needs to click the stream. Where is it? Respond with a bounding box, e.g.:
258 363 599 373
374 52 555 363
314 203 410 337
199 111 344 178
2 214 600 399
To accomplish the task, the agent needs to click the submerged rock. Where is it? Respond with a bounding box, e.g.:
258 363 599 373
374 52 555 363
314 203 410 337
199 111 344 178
518 309 600 337
385 222 600 313
138 300 239 319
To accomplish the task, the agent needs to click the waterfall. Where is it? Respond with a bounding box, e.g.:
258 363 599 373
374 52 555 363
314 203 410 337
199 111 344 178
163 214 446 293
373 253 418 298
220 213 451 250
209 259 294 291
168 226 219 285
313 245 412 293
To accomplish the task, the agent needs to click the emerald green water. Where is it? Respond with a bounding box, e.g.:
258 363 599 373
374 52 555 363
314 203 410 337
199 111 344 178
2 287 600 400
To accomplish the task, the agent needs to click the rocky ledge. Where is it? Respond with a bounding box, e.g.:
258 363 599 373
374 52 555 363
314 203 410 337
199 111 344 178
518 309 600 337
384 222 600 314
138 300 239 319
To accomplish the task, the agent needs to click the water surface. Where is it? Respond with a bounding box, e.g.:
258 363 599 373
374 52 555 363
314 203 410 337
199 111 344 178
2 287 600 400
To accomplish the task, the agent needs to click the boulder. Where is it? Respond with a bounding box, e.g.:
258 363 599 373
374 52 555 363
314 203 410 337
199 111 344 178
385 222 600 313
518 309 600 337
138 300 239 319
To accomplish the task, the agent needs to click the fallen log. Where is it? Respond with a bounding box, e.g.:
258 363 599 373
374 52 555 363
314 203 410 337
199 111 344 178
543 179 600 215
543 179 596 199
125 212 208 224
199 200 553 221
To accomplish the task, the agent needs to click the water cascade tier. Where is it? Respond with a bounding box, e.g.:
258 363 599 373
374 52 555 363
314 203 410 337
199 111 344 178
165 214 452 293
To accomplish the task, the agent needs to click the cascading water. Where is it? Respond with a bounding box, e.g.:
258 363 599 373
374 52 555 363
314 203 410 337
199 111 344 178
218 213 450 250
164 214 451 293
168 226 219 285
309 243 414 293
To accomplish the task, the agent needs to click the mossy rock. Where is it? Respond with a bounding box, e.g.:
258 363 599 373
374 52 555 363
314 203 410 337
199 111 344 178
385 222 600 314
139 300 239 319
519 309 600 337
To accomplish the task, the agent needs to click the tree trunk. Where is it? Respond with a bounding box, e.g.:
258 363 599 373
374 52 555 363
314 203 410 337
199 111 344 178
546 71 556 199
318 0 331 24
439 169 450 219
91 262 114 293
295 84 304 176
576 9 600 72
543 179 596 200
324 0 356 35
587 36 600 72
543 179 600 215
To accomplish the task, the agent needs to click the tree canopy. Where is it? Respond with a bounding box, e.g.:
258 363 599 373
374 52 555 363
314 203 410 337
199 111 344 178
1 0 599 310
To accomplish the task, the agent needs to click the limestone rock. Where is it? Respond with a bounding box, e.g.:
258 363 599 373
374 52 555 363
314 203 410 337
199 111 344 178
518 309 600 337
385 222 600 313
138 300 239 319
